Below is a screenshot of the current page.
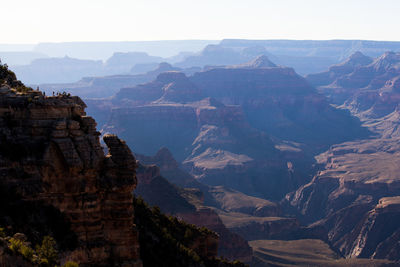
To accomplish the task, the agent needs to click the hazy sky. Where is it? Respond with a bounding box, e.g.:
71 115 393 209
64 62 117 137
2 0 399 43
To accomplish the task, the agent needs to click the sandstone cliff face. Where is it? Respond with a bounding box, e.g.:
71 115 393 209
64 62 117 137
0 86 141 266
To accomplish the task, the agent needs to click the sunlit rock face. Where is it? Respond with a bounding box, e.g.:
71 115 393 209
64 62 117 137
0 85 141 266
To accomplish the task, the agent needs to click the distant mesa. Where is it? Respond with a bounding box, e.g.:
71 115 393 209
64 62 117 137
105 51 163 73
175 44 274 69
203 55 278 71
11 56 104 84
230 55 277 69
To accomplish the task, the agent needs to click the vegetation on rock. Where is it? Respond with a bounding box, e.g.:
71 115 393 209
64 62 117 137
0 59 32 93
133 196 247 267
2 232 79 267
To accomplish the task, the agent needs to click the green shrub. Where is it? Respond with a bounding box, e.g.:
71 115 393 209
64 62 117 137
8 237 23 253
20 245 35 261
8 237 35 262
0 59 32 93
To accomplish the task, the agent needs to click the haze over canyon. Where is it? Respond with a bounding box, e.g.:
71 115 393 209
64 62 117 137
1 38 400 266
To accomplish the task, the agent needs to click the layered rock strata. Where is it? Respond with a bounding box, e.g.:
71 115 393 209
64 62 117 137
286 139 400 260
0 86 141 266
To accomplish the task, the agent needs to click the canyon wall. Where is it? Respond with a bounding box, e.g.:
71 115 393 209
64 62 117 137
0 85 141 266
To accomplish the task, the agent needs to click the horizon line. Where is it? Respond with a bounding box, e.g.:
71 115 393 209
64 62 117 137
4 38 400 46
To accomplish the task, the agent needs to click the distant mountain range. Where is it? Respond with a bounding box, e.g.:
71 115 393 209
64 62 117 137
4 39 400 84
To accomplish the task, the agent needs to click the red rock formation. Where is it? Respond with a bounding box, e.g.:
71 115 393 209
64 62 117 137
0 86 141 266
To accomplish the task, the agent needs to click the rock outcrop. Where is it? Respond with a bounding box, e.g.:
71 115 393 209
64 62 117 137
0 82 141 266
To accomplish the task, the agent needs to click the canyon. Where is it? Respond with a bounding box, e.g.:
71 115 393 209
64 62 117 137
85 51 400 265
2 42 400 266
283 51 400 261
91 56 367 202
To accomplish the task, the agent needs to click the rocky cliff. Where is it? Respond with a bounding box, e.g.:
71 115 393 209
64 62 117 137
0 85 141 266
0 64 141 266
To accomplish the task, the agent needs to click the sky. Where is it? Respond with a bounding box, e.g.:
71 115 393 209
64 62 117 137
1 0 399 44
